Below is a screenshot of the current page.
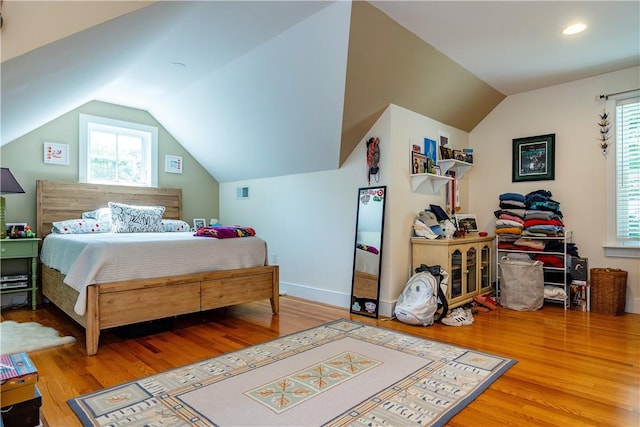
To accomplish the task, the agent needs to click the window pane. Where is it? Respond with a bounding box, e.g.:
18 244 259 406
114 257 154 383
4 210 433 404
117 134 144 184
79 114 158 187
89 130 117 182
616 98 640 242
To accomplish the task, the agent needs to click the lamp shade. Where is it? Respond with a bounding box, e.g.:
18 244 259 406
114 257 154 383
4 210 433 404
0 168 25 194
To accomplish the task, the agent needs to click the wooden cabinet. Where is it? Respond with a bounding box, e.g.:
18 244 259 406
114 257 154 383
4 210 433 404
411 235 493 308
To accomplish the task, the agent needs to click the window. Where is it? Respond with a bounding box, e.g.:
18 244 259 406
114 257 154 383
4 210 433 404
79 114 158 187
615 97 640 243
605 92 640 257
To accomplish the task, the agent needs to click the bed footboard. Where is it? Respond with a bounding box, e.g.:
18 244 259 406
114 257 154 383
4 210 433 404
42 265 279 356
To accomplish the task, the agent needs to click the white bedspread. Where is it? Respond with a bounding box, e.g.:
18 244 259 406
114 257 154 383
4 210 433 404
40 232 268 316
355 248 379 275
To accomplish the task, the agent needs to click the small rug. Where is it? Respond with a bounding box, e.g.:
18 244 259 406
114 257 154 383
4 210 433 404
69 319 516 426
0 320 75 355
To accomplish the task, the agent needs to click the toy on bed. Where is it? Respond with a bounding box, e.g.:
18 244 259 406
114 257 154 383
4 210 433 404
194 226 256 239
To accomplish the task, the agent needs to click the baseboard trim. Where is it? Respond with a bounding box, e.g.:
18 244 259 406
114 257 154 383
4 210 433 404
279 282 398 318
278 283 640 316
279 282 350 309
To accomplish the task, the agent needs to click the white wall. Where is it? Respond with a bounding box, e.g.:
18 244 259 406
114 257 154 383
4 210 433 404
220 105 470 316
470 66 640 314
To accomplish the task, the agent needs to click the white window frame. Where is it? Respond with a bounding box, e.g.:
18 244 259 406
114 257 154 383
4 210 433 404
79 114 158 187
604 91 640 258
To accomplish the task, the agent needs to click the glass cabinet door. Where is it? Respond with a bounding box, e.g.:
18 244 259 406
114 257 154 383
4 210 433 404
450 249 463 299
480 243 491 290
466 247 477 294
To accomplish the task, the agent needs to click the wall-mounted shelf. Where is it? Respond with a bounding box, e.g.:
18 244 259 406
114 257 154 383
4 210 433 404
410 173 452 194
410 159 472 195
438 159 472 178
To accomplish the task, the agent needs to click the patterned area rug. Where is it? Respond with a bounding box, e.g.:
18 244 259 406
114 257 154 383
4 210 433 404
69 319 516 426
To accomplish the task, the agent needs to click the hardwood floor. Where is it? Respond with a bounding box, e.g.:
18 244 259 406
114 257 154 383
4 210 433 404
2 296 639 426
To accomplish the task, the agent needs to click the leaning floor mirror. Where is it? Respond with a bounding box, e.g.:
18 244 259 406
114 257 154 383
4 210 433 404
350 186 386 318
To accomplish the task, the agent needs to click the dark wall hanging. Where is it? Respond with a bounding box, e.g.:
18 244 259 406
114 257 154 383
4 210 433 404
512 134 555 182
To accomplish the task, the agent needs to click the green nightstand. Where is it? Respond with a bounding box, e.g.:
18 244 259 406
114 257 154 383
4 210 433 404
0 238 40 310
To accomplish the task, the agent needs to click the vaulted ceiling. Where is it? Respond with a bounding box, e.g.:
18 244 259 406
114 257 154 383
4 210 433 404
2 1 638 183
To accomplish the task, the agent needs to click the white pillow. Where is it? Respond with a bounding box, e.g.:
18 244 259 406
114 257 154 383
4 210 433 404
51 219 110 234
108 202 165 233
161 219 191 232
82 207 112 222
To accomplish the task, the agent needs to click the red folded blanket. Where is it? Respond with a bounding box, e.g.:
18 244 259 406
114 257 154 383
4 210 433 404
194 226 256 239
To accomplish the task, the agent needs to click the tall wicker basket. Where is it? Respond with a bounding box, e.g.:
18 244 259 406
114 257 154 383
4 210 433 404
590 268 628 315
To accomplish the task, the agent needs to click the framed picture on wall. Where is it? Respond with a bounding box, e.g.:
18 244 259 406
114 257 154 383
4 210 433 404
165 155 183 174
512 134 555 182
43 142 69 165
424 138 437 166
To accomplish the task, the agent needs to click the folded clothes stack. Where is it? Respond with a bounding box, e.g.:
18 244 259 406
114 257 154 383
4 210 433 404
495 190 581 268
494 192 526 238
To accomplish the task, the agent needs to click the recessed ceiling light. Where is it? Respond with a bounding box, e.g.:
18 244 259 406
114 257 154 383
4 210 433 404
562 23 587 35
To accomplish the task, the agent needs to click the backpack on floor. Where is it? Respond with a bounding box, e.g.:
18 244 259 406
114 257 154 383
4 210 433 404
394 265 449 326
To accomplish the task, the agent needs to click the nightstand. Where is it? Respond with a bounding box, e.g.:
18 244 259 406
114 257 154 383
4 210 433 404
0 238 40 310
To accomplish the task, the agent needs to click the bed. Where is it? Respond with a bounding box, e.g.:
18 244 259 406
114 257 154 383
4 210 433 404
352 245 380 299
36 180 279 356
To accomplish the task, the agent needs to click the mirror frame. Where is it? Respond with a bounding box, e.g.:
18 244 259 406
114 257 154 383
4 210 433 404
350 185 387 318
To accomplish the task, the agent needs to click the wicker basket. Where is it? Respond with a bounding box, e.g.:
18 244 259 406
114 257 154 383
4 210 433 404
590 268 627 315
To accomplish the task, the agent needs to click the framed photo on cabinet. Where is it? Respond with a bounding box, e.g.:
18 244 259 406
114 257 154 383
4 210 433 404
454 214 478 232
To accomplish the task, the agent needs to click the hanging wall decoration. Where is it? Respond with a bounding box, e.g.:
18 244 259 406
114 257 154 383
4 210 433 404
597 110 611 155
366 137 380 185
43 142 69 165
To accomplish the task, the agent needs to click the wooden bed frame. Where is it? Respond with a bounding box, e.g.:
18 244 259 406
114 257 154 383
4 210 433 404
36 180 279 356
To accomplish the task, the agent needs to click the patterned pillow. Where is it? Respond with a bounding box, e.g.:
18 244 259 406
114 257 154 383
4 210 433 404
51 219 110 234
82 207 112 223
108 202 165 233
161 219 192 232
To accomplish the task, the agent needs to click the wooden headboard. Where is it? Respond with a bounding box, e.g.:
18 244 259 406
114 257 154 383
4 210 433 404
36 180 183 238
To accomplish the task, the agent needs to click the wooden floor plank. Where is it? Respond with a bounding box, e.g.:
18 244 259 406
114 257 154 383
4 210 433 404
2 296 639 427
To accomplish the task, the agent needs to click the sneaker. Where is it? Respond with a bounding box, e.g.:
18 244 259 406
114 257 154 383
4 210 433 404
441 308 473 326
463 308 475 323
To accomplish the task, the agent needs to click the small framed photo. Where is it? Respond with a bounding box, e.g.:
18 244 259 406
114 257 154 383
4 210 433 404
432 165 441 176
440 146 453 160
411 152 427 174
439 131 450 147
193 218 206 229
424 138 437 166
453 149 466 161
6 223 27 238
454 214 478 232
44 142 69 165
165 155 183 174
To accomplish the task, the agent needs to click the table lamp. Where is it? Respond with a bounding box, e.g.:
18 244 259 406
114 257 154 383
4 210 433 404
1 168 25 239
